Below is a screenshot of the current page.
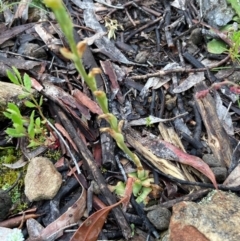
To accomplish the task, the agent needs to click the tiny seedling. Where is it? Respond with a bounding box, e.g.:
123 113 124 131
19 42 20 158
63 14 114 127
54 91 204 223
145 116 153 127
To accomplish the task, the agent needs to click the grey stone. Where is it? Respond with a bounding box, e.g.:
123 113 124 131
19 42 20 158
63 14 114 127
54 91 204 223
25 157 62 201
147 207 171 231
211 167 227 183
202 154 222 167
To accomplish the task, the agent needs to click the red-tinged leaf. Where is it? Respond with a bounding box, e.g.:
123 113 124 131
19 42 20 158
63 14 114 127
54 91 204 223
161 140 218 189
72 89 103 115
230 86 240 94
195 89 209 99
129 132 218 189
122 177 133 212
60 95 91 120
93 142 102 166
41 80 91 120
70 196 128 241
100 60 124 104
55 123 78 152
30 77 43 91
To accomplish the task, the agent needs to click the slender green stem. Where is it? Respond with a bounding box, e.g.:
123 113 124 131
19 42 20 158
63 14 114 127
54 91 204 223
44 0 145 174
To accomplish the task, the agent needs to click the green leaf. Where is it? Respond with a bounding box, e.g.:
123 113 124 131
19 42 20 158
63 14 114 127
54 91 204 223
6 103 21 116
13 123 26 134
34 123 43 134
114 181 126 197
11 113 24 126
232 16 240 23
28 111 35 139
28 128 35 139
227 0 240 18
27 140 39 148
207 39 228 54
35 117 41 127
7 70 20 85
18 93 31 100
12 67 22 85
5 128 26 137
39 95 43 106
24 100 36 108
135 187 152 204
231 31 240 44
132 180 142 197
3 111 12 119
23 73 32 92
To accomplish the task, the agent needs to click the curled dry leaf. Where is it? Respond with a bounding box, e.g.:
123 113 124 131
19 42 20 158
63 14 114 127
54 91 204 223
70 178 133 241
26 187 86 241
159 140 218 189
125 128 218 189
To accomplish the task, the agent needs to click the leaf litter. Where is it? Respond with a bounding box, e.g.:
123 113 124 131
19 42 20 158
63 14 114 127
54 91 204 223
1 0 240 240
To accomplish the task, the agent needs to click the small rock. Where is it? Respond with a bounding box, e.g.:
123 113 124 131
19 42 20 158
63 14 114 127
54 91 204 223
0 193 12 221
147 207 171 231
189 28 203 46
134 51 148 63
202 154 222 167
169 190 240 241
25 157 62 201
211 167 227 183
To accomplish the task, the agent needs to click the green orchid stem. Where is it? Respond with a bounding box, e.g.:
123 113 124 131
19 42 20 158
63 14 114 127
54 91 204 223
45 0 89 83
44 0 147 178
74 58 89 83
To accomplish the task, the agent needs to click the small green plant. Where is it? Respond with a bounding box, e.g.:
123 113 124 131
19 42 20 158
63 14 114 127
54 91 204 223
145 116 153 127
44 0 153 203
5 67 81 172
228 30 240 62
207 25 240 63
3 67 47 148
